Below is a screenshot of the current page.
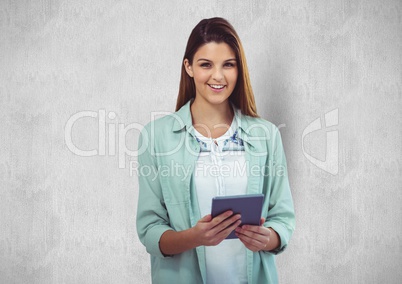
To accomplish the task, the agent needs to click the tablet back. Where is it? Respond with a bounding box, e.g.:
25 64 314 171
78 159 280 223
211 194 264 239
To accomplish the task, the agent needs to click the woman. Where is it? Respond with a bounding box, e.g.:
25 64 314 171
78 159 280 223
136 17 295 284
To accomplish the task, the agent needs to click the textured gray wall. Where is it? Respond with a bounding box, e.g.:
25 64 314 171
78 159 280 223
1 0 401 283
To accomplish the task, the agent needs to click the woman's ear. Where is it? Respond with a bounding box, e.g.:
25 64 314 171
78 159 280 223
183 59 194 77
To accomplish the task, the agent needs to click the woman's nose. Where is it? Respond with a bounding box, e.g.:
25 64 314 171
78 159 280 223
212 67 224 81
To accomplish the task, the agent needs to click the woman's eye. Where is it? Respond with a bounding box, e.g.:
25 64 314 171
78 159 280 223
200 63 211 68
224 62 236 68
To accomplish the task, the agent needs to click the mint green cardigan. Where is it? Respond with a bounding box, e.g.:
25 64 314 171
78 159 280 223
136 100 295 284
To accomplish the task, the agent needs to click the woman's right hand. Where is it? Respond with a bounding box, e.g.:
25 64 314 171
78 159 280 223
192 211 241 246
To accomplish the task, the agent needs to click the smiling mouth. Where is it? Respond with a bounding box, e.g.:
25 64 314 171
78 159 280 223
208 84 226 90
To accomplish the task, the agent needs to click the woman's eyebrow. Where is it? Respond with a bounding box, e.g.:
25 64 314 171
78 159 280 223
197 58 212 62
196 58 237 62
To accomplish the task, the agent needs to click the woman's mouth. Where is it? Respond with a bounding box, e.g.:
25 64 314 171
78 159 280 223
208 84 226 92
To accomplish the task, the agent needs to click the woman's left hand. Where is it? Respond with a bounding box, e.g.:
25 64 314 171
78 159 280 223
235 217 280 252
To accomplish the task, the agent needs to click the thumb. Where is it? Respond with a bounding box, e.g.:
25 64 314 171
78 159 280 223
260 217 266 226
200 214 212 222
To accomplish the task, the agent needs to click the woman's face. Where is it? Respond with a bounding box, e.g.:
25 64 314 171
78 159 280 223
184 42 238 108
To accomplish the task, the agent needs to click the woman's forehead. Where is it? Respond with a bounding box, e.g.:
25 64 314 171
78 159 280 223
193 42 236 61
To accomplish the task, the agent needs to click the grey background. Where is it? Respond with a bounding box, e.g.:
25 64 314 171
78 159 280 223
1 0 401 283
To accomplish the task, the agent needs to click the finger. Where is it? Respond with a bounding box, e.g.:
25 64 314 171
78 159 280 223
212 210 234 225
236 230 262 243
218 219 242 238
237 234 262 252
199 214 212 222
221 214 241 228
212 214 241 232
260 217 266 226
238 225 270 236
235 226 270 247
236 231 266 249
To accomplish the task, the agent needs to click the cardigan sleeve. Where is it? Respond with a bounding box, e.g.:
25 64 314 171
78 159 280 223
263 126 296 255
136 124 173 258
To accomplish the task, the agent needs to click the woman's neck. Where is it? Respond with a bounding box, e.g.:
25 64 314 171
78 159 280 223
190 98 234 139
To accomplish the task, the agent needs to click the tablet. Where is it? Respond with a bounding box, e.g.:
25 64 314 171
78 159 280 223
211 193 264 239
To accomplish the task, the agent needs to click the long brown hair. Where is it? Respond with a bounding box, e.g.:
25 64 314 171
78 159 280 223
175 17 258 117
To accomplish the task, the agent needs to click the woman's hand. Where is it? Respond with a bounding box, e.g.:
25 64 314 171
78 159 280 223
159 211 240 255
192 210 241 247
235 218 280 252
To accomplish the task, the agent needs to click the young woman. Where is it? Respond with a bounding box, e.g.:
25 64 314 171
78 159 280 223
136 17 295 284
